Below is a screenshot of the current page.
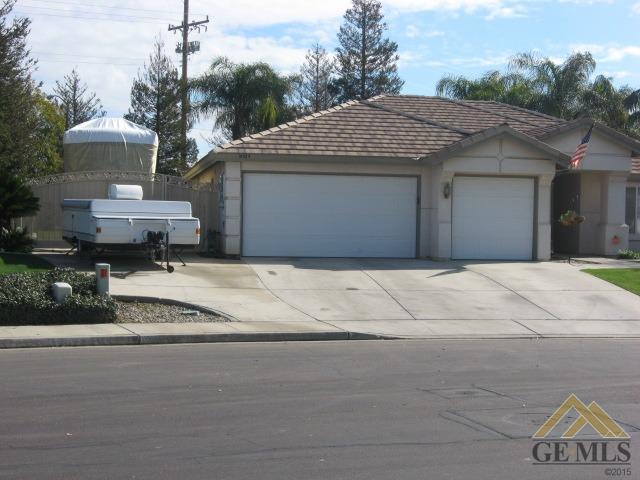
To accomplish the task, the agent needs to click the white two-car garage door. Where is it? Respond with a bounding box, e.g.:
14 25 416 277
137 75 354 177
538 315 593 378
242 173 417 257
452 176 534 260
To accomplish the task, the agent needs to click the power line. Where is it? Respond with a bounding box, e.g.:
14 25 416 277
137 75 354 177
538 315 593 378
37 59 141 66
14 9 170 25
16 5 177 22
33 52 146 61
21 0 204 16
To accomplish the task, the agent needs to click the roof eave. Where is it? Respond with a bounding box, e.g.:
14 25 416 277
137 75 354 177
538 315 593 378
184 150 226 180
537 118 640 156
420 124 571 167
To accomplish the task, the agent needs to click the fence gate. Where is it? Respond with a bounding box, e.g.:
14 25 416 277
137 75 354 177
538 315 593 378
20 171 220 252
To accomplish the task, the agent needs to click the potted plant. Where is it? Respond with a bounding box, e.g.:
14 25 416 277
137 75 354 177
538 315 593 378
559 210 585 227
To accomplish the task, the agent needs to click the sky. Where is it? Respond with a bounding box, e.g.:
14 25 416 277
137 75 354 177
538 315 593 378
9 0 640 157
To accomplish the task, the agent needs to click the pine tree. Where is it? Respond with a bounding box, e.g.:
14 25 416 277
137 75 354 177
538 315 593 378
297 43 336 113
53 69 105 129
334 0 404 101
124 39 197 175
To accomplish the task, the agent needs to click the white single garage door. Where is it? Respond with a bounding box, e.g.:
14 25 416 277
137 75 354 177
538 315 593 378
242 173 417 257
452 176 534 260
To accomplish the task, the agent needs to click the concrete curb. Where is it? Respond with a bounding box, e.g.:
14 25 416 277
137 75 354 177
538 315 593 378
113 295 237 321
2 329 639 349
0 329 391 349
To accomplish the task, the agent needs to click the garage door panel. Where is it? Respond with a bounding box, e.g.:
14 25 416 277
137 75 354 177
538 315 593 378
452 176 534 260
243 173 417 258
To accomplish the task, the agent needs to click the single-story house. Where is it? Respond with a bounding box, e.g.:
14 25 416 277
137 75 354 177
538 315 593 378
185 95 640 260
627 157 640 251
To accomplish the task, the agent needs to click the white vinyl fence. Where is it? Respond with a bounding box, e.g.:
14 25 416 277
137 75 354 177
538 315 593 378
20 171 220 252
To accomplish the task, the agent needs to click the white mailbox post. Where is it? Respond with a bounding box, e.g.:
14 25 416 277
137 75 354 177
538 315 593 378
95 263 110 297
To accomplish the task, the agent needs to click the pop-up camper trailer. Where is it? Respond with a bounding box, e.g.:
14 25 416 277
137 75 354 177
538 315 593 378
62 185 200 272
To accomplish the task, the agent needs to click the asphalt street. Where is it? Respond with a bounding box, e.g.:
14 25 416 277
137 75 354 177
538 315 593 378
0 339 638 479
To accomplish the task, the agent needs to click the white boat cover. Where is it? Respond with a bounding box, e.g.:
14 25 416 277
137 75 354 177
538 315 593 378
63 118 159 173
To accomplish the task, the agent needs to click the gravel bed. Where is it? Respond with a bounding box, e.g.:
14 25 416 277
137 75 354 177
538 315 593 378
116 301 228 323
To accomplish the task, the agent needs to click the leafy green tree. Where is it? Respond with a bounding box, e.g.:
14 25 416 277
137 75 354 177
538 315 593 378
124 39 197 175
297 43 336 113
32 94 65 175
0 174 39 230
191 57 297 141
334 0 403 101
0 173 40 252
52 68 105 129
0 1 37 176
0 1 63 177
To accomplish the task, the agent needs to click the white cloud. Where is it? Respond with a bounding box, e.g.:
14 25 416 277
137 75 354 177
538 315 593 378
406 25 421 38
633 2 640 14
602 70 635 80
484 5 528 20
570 43 640 63
400 50 510 68
406 25 445 38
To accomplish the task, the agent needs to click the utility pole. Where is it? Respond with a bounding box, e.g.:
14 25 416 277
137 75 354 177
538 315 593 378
169 1 209 166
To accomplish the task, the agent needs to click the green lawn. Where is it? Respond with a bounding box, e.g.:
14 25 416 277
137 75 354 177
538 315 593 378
584 268 640 296
0 253 53 274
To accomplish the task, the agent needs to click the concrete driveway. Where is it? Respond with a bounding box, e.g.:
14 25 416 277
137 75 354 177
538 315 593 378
109 257 640 338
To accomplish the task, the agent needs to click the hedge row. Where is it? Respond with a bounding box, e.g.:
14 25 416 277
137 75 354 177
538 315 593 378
0 268 117 325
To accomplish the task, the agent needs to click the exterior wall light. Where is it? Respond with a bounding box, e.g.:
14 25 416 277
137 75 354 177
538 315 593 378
443 182 451 199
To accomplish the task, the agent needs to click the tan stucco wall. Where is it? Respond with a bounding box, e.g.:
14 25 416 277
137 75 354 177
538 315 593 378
545 129 632 254
545 129 631 172
431 136 556 260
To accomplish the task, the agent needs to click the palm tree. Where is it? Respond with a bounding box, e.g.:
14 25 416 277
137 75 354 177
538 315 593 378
509 52 596 119
624 88 640 126
580 75 634 132
435 70 535 109
191 57 298 141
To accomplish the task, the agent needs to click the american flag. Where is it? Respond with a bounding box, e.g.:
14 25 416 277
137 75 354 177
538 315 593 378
569 124 594 169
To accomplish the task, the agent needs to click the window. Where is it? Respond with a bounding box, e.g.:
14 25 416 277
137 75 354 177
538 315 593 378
627 187 637 234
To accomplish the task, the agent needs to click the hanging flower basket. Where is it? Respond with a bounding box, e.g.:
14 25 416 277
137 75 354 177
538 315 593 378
559 210 585 227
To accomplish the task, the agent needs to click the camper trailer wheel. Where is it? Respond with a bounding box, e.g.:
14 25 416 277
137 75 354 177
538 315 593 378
167 265 175 273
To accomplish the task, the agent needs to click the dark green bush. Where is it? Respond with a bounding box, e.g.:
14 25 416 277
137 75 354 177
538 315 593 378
0 227 34 253
618 249 640 260
0 268 117 325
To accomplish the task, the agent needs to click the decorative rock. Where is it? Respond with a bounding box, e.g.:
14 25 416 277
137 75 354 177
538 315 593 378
52 282 73 304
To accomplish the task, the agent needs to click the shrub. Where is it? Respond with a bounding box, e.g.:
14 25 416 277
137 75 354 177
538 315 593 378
618 249 640 260
0 267 117 325
0 226 35 253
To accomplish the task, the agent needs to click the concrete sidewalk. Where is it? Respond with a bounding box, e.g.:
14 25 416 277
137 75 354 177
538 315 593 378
0 321 354 348
1 318 640 348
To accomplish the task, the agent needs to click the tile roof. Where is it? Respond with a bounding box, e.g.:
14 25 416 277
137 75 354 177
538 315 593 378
212 94 569 159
